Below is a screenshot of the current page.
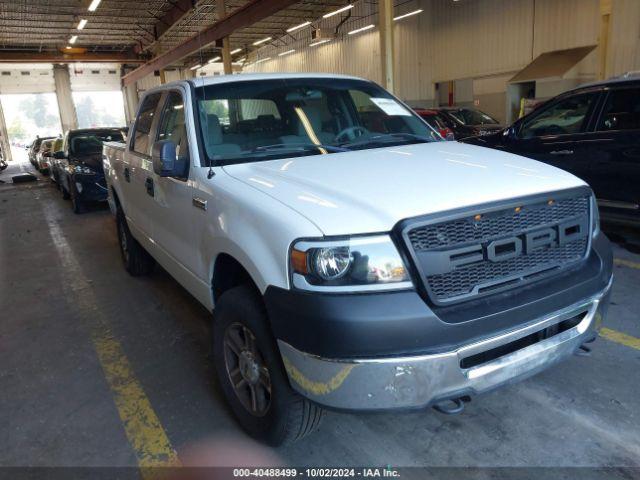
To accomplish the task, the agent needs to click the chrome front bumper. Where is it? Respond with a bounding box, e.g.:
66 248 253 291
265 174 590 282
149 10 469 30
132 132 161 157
278 278 612 411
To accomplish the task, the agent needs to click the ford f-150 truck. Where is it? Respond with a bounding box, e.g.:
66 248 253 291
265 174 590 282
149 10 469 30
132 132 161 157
103 73 613 446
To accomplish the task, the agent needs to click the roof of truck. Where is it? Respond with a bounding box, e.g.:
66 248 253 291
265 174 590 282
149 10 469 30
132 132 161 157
149 72 368 92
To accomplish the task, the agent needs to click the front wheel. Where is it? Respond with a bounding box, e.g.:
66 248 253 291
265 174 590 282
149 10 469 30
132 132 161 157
213 285 323 445
70 183 85 214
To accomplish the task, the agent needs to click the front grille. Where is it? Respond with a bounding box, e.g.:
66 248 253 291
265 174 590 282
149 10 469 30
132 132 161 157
405 193 590 304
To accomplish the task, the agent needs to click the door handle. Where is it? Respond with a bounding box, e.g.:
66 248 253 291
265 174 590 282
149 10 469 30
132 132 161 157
145 178 154 197
549 150 574 155
192 197 207 211
123 167 131 182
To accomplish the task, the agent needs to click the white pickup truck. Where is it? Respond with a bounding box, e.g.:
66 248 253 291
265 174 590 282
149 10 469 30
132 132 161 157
104 73 613 445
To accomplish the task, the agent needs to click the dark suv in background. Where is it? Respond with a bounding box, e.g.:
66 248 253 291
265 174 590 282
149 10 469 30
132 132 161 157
434 107 503 139
464 76 640 228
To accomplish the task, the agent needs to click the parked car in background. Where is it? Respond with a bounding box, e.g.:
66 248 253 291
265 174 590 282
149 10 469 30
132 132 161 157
28 137 54 167
435 107 503 139
36 139 55 173
463 76 640 228
49 137 64 184
413 108 455 140
104 74 611 445
55 128 124 213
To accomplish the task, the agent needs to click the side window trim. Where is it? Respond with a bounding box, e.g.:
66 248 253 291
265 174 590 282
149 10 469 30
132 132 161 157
130 91 165 157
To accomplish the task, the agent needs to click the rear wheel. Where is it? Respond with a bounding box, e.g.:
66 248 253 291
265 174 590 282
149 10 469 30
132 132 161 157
213 285 323 445
116 210 155 276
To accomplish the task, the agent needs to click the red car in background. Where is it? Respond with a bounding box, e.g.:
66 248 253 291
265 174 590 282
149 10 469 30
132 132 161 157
413 108 455 141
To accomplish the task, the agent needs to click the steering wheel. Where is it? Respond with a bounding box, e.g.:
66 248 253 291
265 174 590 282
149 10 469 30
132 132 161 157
335 126 369 143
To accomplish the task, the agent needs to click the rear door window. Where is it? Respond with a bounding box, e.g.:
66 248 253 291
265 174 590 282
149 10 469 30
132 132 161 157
597 88 640 132
132 92 162 155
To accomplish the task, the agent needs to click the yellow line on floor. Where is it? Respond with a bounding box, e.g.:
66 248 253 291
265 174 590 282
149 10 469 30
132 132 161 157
600 327 640 351
43 203 179 472
93 329 179 468
614 258 640 270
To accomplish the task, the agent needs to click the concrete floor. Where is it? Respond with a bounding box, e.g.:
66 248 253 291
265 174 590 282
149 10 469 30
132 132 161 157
1 153 639 470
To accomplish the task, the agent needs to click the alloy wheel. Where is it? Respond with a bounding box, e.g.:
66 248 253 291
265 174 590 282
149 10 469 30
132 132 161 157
223 322 272 417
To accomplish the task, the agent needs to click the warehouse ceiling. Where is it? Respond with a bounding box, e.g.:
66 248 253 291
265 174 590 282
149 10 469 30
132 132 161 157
0 0 347 67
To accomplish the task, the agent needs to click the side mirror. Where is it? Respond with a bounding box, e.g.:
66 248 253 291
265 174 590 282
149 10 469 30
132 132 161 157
53 151 66 159
152 140 179 177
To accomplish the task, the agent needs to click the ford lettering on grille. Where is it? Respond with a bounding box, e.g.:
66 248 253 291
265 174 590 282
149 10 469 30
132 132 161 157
405 193 591 304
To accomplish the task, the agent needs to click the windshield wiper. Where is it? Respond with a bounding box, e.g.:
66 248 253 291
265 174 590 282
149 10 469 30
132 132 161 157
252 143 350 154
338 132 434 148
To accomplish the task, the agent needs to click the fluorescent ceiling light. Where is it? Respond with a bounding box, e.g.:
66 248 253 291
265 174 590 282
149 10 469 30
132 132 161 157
190 64 201 70
394 9 423 21
347 24 374 35
323 4 353 18
230 48 242 54
87 0 101 11
278 49 295 56
252 36 271 46
208 56 221 63
77 19 88 30
286 21 311 33
69 35 78 44
309 39 331 47
254 57 271 64
237 57 246 62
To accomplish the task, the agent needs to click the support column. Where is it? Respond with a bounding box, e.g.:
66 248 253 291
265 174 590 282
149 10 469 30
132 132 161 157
53 65 78 133
217 0 233 75
0 98 12 163
378 0 395 93
598 0 612 80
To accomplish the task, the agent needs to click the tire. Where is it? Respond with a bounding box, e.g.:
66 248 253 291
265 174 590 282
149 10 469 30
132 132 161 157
116 209 155 276
61 178 70 199
213 285 323 445
70 183 85 214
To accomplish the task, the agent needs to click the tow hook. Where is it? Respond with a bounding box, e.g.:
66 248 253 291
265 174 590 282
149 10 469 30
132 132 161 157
574 344 592 357
432 397 467 415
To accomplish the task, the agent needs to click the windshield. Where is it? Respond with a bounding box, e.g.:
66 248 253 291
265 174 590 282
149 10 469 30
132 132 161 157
448 109 499 126
69 130 124 156
195 78 440 165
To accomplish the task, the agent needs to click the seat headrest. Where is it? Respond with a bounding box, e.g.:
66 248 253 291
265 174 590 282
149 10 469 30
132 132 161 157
205 114 223 144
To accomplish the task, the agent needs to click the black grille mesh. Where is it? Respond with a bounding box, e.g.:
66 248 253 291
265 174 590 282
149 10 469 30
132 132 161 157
408 196 589 251
427 238 588 300
407 195 590 303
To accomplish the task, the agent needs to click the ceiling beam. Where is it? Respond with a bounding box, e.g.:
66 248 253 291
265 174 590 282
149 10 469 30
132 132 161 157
122 0 299 86
0 51 145 64
134 0 196 54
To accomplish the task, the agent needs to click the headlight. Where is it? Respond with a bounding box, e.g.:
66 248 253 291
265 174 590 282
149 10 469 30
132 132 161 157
591 195 600 237
290 235 412 292
74 165 95 175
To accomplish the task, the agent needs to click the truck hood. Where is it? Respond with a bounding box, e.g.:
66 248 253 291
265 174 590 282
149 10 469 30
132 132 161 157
223 142 586 236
